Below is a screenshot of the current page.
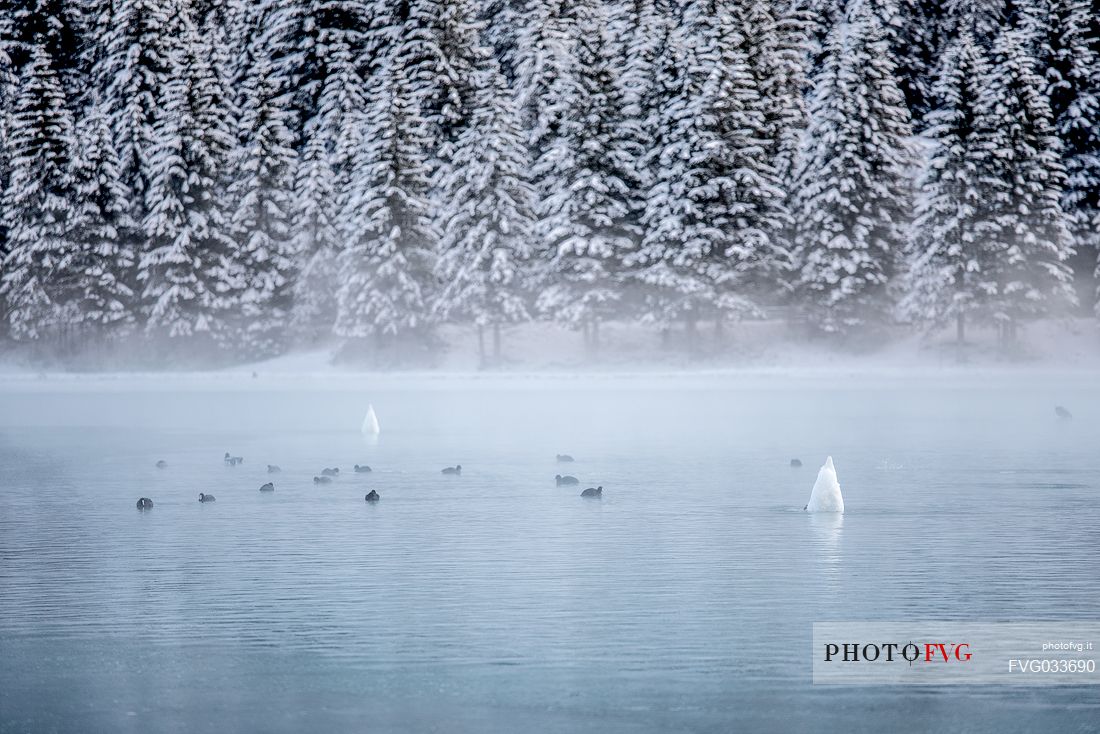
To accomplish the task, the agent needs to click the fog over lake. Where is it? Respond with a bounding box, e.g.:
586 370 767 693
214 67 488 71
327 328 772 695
1 371 1098 733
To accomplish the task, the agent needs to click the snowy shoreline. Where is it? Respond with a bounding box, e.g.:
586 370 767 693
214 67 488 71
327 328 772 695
2 316 1097 387
1 361 1097 394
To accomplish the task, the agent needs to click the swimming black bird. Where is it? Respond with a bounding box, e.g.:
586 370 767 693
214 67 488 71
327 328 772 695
1056 406 1073 419
790 459 803 468
260 482 274 492
556 454 575 463
136 497 153 510
321 467 340 477
581 486 603 498
313 476 332 484
199 493 215 503
155 460 168 469
365 490 381 502
354 464 372 473
224 452 243 466
267 465 281 473
556 474 579 486
442 465 462 475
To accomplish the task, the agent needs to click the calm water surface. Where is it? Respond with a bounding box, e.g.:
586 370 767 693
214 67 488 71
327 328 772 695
1 372 1098 733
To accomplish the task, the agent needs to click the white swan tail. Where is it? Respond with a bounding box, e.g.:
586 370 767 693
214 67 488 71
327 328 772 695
361 404 381 435
806 456 844 513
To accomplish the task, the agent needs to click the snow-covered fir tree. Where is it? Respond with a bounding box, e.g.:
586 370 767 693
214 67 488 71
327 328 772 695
139 18 236 341
898 32 996 340
758 0 812 297
945 0 1008 43
333 52 437 342
285 34 367 337
0 24 16 310
484 0 527 81
629 18 713 335
259 0 372 143
197 0 246 130
0 43 76 339
860 0 944 118
615 0 669 232
66 100 137 337
226 45 299 356
791 0 914 333
717 0 794 298
1023 0 1100 312
258 2 380 331
317 37 367 180
514 0 578 161
625 1 793 341
533 0 640 347
897 0 949 118
98 0 183 223
975 29 1076 337
433 54 536 364
289 129 341 337
796 0 843 67
401 0 483 143
0 0 86 97
755 0 809 187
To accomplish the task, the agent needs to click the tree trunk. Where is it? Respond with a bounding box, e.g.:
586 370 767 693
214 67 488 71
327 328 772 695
582 320 591 353
492 323 501 363
477 324 486 368
685 315 698 355
997 319 1017 350
591 319 600 356
955 312 965 344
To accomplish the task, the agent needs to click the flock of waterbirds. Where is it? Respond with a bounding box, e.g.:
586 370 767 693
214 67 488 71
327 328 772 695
132 404 1076 513
133 451 603 510
135 448 820 511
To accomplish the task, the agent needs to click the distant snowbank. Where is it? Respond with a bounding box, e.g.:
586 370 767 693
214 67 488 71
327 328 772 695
0 371 1095 398
0 363 1097 396
0 318 1097 391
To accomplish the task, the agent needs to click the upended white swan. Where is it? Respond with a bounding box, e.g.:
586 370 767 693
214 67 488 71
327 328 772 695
805 456 844 513
361 404 381 436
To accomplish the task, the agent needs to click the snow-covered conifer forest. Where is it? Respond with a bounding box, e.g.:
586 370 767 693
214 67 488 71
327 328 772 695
0 0 1098 366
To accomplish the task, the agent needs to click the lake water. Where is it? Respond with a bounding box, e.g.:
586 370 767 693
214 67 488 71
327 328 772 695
1 371 1098 733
